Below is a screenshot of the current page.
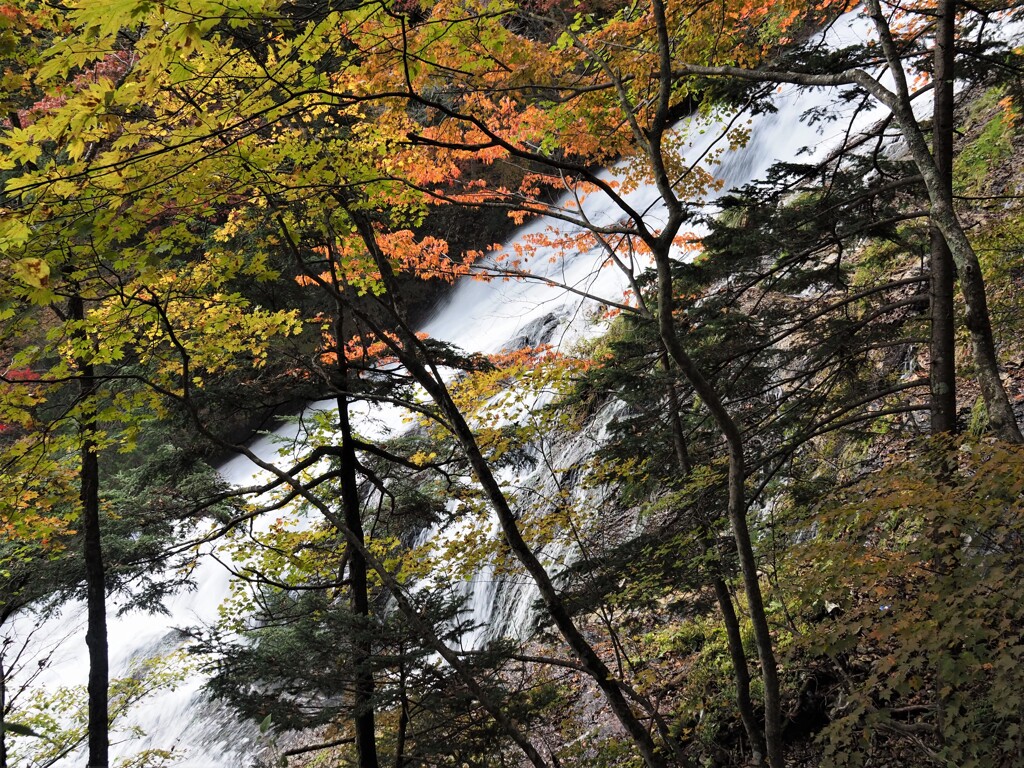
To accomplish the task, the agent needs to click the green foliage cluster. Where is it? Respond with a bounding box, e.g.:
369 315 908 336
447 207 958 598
954 87 1018 196
7 650 189 768
782 440 1024 767
2 0 1024 767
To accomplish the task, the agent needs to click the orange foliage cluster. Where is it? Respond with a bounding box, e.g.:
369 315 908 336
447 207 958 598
378 231 474 282
356 0 855 270
487 343 594 374
343 330 428 365
486 344 557 370
305 328 431 369
673 232 704 254
292 230 481 290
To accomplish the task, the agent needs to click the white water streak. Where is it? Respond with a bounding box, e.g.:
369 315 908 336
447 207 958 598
7 11 942 765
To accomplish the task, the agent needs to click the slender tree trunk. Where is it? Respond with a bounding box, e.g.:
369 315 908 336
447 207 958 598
70 293 108 768
343 208 669 768
711 576 765 763
426 382 668 768
276 212 550 768
662 354 691 476
645 0 782 753
932 195 1019 440
1 657 7 768
929 0 958 435
863 0 1022 443
83 413 107 768
394 652 409 768
662 355 764 762
334 308 380 768
925 9 963 694
653 253 784 768
925 4 962 705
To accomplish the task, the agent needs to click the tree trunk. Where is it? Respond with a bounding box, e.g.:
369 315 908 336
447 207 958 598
1 657 7 768
334 310 380 768
662 354 691 476
344 207 669 768
925 3 963 701
394 652 409 768
662 355 764 762
712 576 765 763
645 2 782 753
425 379 669 768
929 0 958 435
70 292 108 768
863 0 1022 443
653 253 784 768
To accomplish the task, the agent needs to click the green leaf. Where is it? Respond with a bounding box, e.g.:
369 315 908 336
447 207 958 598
0 217 32 252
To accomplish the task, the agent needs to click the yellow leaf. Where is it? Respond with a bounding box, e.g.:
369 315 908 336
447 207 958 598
12 257 50 288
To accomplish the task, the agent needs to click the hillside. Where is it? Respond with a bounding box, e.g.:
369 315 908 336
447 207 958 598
2 1 1024 767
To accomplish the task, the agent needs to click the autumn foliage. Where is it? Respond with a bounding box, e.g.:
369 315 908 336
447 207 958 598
0 0 1023 766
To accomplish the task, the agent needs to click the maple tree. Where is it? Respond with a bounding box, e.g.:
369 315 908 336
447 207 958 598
0 0 872 765
1 0 1024 766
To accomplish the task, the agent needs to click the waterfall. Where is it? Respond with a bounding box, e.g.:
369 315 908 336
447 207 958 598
4 14 887 766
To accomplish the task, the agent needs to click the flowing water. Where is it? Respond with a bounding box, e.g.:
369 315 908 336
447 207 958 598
5 14 893 767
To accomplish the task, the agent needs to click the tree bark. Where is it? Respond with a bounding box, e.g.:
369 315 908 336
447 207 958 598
342 208 669 768
662 354 764 762
334 301 380 768
393 651 409 768
70 292 108 768
929 0 958 436
417 368 669 768
1 657 7 768
652 253 784 768
711 576 765 763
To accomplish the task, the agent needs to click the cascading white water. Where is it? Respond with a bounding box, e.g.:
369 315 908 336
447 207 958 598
4 14 895 766
415 13 885 649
